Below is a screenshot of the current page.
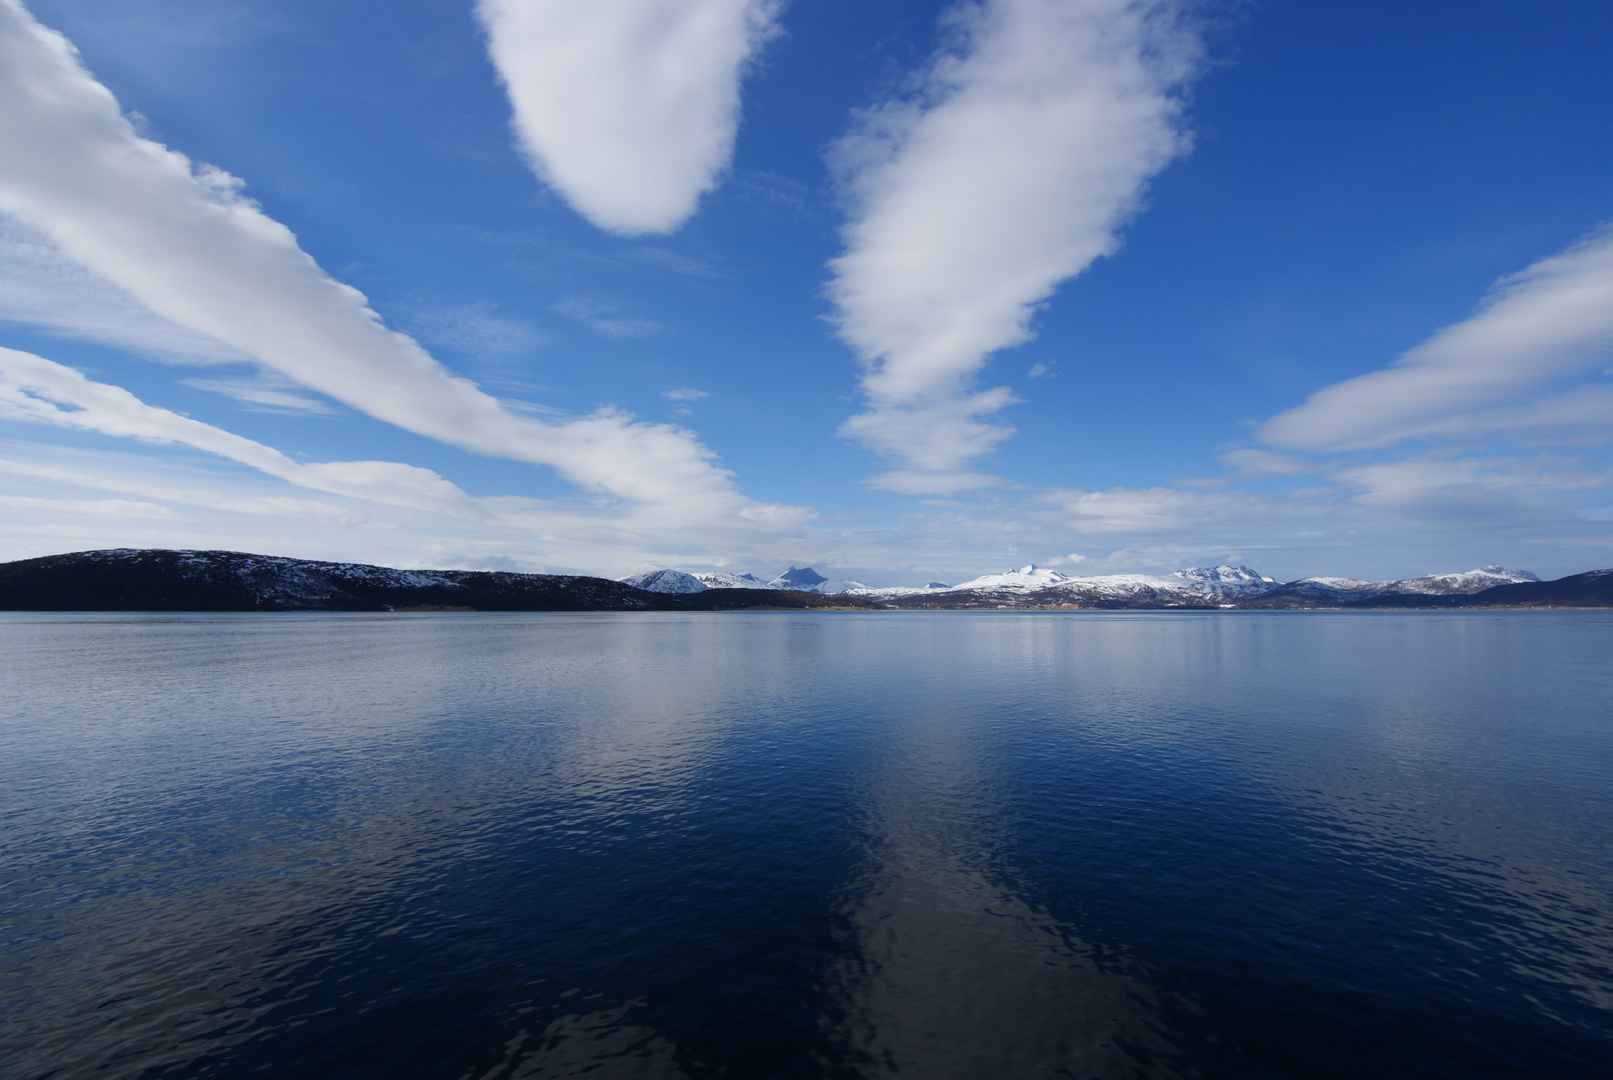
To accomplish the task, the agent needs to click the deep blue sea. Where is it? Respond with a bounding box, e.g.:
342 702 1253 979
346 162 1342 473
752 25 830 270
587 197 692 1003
2 611 1611 1079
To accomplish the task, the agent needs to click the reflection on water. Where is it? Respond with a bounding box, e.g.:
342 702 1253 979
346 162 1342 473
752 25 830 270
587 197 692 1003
1 611 1611 1078
477 1001 689 1080
820 720 1185 1078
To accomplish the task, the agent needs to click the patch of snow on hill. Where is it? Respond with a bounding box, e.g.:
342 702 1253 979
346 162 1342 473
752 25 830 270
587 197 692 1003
1264 566 1542 605
950 565 1071 592
769 566 827 589
847 584 933 599
695 571 771 589
1392 566 1540 594
856 565 1280 604
694 566 868 594
1168 565 1276 598
621 569 709 593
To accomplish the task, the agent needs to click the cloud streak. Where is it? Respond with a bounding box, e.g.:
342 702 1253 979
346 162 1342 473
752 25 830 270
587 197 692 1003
0 349 825 573
1260 225 1613 453
0 217 242 362
0 346 479 513
0 0 798 524
477 0 780 235
829 0 1198 492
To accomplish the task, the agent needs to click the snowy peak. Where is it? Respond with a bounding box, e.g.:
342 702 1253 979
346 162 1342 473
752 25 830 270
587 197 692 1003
4 549 1589 611
632 560 1545 606
1167 565 1278 597
1170 565 1273 586
694 570 766 589
951 564 1071 592
684 566 870 595
1395 566 1541 594
1481 564 1540 581
769 566 828 589
621 569 708 594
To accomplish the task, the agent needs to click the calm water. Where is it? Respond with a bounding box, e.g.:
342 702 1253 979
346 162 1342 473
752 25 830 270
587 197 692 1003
1 611 1611 1079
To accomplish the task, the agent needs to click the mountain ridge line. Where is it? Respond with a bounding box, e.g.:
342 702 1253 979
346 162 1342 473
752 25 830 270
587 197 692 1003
2 550 1611 611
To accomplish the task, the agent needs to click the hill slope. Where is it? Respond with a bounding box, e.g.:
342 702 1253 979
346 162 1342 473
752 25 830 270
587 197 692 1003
0 550 878 612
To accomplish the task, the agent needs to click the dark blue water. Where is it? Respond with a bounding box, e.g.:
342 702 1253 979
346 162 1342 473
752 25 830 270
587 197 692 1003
2 611 1611 1079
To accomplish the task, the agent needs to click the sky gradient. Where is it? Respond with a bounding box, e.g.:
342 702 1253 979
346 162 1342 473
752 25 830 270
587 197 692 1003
1 0 1610 584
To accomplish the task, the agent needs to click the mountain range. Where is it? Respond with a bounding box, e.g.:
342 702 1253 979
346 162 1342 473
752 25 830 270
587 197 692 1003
621 562 1574 609
0 550 878 612
1 550 1610 611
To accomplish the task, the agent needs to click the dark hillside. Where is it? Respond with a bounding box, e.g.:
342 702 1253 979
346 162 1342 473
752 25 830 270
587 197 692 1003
0 550 880 613
1349 570 1613 609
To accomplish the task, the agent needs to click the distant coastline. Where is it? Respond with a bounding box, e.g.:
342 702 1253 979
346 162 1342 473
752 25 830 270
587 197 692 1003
2 550 1610 612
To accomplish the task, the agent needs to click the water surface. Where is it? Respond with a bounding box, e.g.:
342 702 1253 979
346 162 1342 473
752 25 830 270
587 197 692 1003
2 611 1610 1078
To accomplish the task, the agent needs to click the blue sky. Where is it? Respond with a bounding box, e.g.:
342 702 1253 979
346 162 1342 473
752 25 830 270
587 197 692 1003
1 0 1611 583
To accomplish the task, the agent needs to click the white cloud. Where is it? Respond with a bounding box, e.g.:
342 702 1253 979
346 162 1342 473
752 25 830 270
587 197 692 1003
842 386 1016 494
1260 225 1613 453
829 0 1198 487
0 0 800 527
1400 383 1613 445
476 0 781 235
180 371 339 415
662 387 709 402
0 217 241 362
0 346 480 513
1220 447 1316 477
0 433 825 578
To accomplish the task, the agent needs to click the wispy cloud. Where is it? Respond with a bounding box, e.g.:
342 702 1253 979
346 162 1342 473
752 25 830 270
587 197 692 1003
1259 224 1613 453
476 0 781 235
555 298 662 339
0 1 800 526
0 346 478 513
829 0 1199 493
662 387 709 402
0 349 827 572
0 217 241 362
629 245 724 280
180 371 339 416
1220 447 1315 477
406 301 545 360
1185 223 1613 574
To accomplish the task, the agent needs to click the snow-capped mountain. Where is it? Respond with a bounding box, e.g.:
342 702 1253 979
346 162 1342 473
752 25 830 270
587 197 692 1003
767 566 870 594
621 569 708 594
4 550 1596 611
1167 565 1277 598
851 581 957 599
858 564 1278 608
1396 565 1540 593
1254 565 1539 606
694 570 769 589
667 566 871 595
769 566 826 589
628 560 1545 608
851 565 1066 599
0 549 666 611
954 564 1072 592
